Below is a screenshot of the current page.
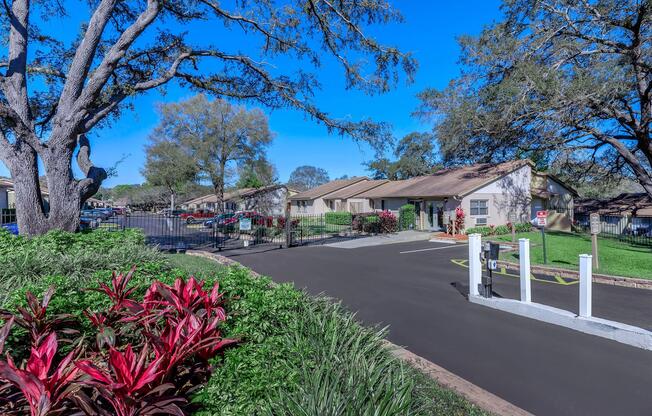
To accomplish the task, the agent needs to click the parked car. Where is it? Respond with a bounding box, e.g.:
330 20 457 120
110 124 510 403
158 209 188 217
204 213 236 229
80 216 100 230
81 209 105 220
180 210 215 224
112 207 129 216
1 222 18 235
225 211 267 227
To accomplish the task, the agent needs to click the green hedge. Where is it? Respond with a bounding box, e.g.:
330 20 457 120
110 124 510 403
466 222 532 237
398 204 416 230
325 211 352 225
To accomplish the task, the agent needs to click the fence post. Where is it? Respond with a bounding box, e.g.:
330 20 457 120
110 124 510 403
468 234 482 297
284 204 291 248
579 254 592 318
519 238 531 303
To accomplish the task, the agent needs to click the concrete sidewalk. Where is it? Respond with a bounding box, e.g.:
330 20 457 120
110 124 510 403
326 230 432 248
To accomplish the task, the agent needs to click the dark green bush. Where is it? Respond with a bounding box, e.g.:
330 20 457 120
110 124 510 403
352 213 380 233
398 204 416 230
325 211 352 225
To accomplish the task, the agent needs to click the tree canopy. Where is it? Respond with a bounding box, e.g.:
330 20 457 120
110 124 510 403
144 95 273 210
288 165 330 191
142 134 199 209
366 132 439 180
418 0 652 198
236 157 278 189
0 0 415 235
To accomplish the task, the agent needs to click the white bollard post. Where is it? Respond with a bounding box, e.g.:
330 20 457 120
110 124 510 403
468 234 482 297
519 238 531 303
579 254 593 318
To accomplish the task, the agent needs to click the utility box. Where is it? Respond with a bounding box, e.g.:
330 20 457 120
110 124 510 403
482 242 500 297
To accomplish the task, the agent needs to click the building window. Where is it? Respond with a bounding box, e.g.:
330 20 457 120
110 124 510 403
297 200 308 213
475 217 488 226
470 200 488 216
381 199 386 210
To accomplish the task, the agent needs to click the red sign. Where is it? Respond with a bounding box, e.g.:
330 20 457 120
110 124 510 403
536 210 548 219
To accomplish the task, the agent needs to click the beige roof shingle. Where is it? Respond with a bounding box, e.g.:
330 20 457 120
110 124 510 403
323 179 388 199
289 177 367 200
358 160 533 199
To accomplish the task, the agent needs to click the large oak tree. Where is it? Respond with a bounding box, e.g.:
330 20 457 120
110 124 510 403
145 94 273 212
419 0 652 198
0 0 415 235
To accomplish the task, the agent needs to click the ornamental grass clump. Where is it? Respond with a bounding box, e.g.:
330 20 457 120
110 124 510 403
0 268 235 416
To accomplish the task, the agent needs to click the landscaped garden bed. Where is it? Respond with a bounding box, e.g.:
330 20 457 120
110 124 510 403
0 228 488 415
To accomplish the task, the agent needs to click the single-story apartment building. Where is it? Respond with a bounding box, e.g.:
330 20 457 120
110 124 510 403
289 177 388 215
575 193 652 235
0 178 13 211
181 184 297 216
357 160 577 231
575 193 652 217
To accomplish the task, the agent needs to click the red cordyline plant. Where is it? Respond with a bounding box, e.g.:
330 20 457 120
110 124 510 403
141 276 236 373
1 270 235 416
0 286 77 346
95 267 144 314
143 276 226 319
0 318 81 416
75 344 185 416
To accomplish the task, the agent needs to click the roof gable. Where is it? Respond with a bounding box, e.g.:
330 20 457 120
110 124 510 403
289 177 368 200
358 160 532 199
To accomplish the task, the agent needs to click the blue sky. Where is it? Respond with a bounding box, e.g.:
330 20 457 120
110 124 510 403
1 1 503 186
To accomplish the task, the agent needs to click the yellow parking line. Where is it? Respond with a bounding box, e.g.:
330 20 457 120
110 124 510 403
451 259 578 286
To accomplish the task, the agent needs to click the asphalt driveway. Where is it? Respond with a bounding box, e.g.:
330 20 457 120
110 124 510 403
221 240 652 416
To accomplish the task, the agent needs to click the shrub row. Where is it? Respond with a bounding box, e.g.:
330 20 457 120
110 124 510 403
324 211 352 225
466 222 532 236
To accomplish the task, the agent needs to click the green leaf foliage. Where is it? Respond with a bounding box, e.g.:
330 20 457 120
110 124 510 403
399 204 416 230
325 211 353 225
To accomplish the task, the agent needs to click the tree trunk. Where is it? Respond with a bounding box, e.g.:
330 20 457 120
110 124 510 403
10 144 84 236
42 146 82 233
8 148 49 236
214 183 225 213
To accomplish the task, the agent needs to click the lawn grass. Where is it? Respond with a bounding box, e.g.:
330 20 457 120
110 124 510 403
165 253 489 416
491 231 652 279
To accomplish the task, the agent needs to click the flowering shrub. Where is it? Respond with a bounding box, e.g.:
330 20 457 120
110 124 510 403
379 210 398 233
0 269 235 416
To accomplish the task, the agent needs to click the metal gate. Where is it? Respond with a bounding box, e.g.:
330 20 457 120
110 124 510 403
101 212 369 251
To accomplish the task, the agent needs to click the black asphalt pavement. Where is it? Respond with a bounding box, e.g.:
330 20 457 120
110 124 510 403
220 240 652 416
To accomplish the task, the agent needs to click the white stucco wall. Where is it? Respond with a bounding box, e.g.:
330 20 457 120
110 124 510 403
0 187 8 210
291 198 329 215
462 165 532 229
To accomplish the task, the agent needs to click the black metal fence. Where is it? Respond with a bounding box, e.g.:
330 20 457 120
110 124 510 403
575 213 652 246
94 211 391 251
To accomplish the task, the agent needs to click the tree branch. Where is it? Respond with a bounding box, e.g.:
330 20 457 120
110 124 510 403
75 0 161 115
76 135 107 201
4 0 31 123
57 0 118 113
